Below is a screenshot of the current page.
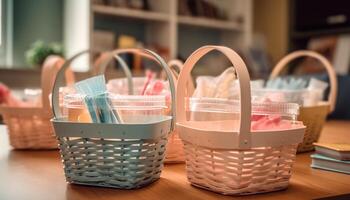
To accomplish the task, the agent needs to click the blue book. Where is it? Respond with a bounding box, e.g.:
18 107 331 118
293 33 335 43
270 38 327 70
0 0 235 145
311 154 350 175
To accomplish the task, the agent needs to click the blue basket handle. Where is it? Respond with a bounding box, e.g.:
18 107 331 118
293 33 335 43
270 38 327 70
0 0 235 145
52 49 176 131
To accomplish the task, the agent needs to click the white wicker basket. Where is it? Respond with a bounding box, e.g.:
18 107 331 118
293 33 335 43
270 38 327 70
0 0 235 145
176 46 306 195
96 53 187 163
51 49 176 189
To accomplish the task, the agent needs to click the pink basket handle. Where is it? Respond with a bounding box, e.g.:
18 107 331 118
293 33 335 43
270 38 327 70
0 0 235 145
168 59 195 95
270 50 338 112
176 45 252 148
41 55 75 111
168 59 183 79
52 49 176 130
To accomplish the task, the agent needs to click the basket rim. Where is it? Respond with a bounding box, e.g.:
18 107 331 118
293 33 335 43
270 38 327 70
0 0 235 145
52 116 172 139
177 121 305 149
0 106 51 116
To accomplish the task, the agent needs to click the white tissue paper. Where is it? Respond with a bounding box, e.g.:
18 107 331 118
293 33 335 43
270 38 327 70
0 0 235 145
192 67 264 99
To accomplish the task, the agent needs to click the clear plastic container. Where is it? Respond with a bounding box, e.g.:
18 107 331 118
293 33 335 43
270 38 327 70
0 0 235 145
63 93 168 123
251 88 323 106
107 77 170 95
187 97 301 131
252 88 308 105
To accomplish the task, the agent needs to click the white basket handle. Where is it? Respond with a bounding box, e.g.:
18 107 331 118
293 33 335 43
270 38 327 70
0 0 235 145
176 45 252 148
270 50 338 112
52 49 176 130
41 55 75 111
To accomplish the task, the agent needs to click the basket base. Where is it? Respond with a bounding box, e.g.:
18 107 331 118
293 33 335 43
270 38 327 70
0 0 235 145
297 145 315 153
66 177 160 190
165 130 185 163
190 180 289 195
297 103 329 153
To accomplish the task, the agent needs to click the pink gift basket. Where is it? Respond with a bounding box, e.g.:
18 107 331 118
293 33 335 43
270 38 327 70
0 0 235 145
0 56 74 149
176 46 306 195
164 59 186 163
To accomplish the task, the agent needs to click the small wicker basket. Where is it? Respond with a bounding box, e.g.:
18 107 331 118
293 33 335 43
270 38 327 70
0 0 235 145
164 60 186 163
270 50 337 153
176 46 305 195
51 49 176 189
0 56 74 149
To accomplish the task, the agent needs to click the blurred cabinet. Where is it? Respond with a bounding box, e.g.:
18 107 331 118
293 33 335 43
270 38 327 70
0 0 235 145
64 0 252 71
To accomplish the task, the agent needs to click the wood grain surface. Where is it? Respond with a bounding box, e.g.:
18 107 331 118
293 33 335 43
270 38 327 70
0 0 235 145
0 121 349 200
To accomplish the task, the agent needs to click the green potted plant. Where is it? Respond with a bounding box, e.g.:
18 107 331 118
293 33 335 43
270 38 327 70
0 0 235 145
26 40 64 67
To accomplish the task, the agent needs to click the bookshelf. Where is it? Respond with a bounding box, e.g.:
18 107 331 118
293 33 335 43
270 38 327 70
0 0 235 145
177 16 243 31
92 5 170 22
64 0 252 72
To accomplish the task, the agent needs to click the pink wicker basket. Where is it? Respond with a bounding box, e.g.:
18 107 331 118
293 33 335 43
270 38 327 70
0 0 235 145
176 46 306 195
165 59 186 163
0 56 74 149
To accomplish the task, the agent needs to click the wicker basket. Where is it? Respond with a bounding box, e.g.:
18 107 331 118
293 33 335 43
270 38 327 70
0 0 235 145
52 49 176 189
97 53 187 163
176 46 305 195
164 60 186 163
270 50 337 153
0 56 74 149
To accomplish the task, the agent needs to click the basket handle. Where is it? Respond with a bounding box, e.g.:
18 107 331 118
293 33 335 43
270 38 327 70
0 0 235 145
176 45 252 148
168 59 183 80
167 59 195 94
41 55 75 111
52 49 176 130
96 52 179 95
270 50 338 112
94 52 134 95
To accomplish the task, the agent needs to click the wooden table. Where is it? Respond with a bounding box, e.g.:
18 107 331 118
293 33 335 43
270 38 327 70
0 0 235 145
0 121 350 200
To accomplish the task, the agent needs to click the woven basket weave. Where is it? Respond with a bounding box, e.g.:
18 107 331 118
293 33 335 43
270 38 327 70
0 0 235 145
164 60 187 163
183 143 298 194
271 50 337 153
176 46 305 195
58 137 167 188
0 56 74 149
52 49 176 189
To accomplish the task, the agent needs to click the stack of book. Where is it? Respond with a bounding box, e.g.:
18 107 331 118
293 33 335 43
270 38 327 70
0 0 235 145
311 143 350 174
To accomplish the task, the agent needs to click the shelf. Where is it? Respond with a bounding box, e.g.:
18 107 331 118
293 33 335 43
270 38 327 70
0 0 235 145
291 28 350 39
92 5 169 22
177 16 242 31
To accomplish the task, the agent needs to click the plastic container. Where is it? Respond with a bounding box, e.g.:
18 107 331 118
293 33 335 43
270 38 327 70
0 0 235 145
252 87 326 107
252 88 308 105
52 48 176 189
188 97 299 124
63 93 167 123
107 77 170 96
176 46 305 195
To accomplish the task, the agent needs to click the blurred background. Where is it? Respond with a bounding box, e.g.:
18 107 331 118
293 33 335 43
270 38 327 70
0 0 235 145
1 0 350 118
